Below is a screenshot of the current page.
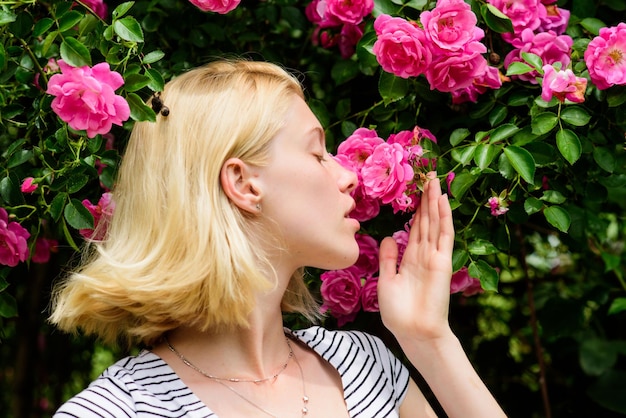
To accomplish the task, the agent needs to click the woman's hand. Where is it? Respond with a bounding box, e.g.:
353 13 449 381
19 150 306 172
377 172 455 343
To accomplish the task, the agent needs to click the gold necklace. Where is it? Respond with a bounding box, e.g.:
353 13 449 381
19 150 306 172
165 336 309 417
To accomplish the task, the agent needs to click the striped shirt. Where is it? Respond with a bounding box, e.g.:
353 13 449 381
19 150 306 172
54 326 410 417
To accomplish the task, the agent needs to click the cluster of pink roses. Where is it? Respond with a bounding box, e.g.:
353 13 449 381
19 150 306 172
584 22 626 90
46 60 130 139
305 0 373 58
372 0 503 104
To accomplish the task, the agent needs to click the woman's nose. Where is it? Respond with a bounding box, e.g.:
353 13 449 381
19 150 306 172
336 160 358 194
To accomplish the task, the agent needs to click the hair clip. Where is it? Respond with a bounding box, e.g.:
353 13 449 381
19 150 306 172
150 92 170 117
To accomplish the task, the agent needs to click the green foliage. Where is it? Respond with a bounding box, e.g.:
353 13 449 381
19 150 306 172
0 0 625 417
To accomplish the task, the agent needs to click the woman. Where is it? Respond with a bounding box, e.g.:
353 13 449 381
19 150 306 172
50 59 507 417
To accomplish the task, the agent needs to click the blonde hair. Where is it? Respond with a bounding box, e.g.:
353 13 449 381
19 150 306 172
49 60 318 347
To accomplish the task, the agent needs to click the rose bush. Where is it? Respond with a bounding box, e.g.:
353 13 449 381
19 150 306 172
1 0 625 416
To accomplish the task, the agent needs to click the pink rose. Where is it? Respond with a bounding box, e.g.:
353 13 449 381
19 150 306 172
21 177 37 193
361 142 413 204
425 41 488 92
392 224 410 266
80 0 107 19
446 171 455 195
325 0 373 25
584 23 626 90
538 4 570 35
353 233 379 278
361 277 380 312
450 267 483 296
373 14 432 79
32 238 59 264
487 0 546 43
338 24 364 59
79 192 115 240
541 65 587 103
420 0 484 52
188 0 240 13
337 127 385 169
306 0 341 28
350 184 381 221
320 266 363 318
504 29 573 84
0 208 30 267
46 60 130 138
487 196 509 216
451 65 504 104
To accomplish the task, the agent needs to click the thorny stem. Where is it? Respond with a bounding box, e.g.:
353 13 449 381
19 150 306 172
515 224 552 418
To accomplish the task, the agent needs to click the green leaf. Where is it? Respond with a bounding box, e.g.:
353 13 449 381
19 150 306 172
560 106 591 126
580 17 606 35
449 172 477 200
112 1 135 18
449 128 470 146
593 147 616 173
607 87 626 107
488 105 508 127
50 192 67 222
506 62 534 76
580 338 618 376
113 16 144 42
67 174 90 193
142 50 165 65
504 146 536 184
60 37 92 67
0 292 18 318
480 3 513 34
451 144 476 166
378 71 409 105
126 93 156 122
331 60 359 85
145 68 165 92
0 176 24 206
452 249 469 272
373 0 401 17
521 52 543 71
608 298 626 315
33 17 54 37
123 73 151 92
57 10 83 32
473 143 501 170
556 129 582 165
7 149 33 168
64 198 94 230
524 197 544 215
0 7 17 25
541 190 566 204
468 239 499 256
489 123 520 144
531 112 558 135
468 260 499 292
544 205 571 233
588 370 626 414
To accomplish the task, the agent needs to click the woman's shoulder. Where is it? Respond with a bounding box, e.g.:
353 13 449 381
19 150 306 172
54 351 213 418
291 325 389 354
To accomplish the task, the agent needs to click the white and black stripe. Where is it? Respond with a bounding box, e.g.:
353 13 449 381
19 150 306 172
55 326 409 417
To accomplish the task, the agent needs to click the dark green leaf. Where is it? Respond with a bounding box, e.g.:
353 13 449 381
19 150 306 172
67 174 90 193
544 205 571 233
580 338 618 376
378 71 409 105
145 68 165 92
468 260 499 292
126 92 156 122
524 197 543 215
580 18 606 35
489 123 520 144
560 106 591 126
450 128 470 146
451 144 476 166
58 10 83 32
593 147 616 173
33 17 54 37
607 87 626 107
64 198 94 230
468 239 499 256
504 146 536 184
373 0 401 17
7 149 32 168
113 1 135 18
608 298 626 315
480 3 513 34
556 129 582 165
488 105 508 127
449 172 477 200
588 371 626 414
123 73 151 92
531 112 558 135
113 16 144 42
60 37 92 67
331 60 359 85
0 292 18 318
541 190 566 204
452 249 469 272
473 143 501 170
50 193 67 222
0 176 24 206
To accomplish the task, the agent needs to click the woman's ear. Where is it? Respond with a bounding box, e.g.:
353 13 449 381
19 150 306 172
220 158 262 214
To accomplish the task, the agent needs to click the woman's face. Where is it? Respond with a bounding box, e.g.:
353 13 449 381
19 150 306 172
257 95 360 271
